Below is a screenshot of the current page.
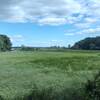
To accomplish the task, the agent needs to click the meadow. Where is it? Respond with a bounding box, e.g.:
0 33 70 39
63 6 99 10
0 50 100 100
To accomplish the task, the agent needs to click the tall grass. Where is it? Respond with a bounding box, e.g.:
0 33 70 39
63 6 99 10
0 51 99 99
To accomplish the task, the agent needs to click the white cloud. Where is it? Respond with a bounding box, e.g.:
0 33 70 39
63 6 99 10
74 22 91 29
64 33 75 36
71 27 100 35
28 40 64 47
64 27 100 36
51 40 58 42
0 0 99 26
10 35 24 42
84 18 97 23
51 40 63 42
38 17 67 25
77 27 100 34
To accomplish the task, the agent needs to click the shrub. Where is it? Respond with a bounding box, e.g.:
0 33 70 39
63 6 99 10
85 71 100 100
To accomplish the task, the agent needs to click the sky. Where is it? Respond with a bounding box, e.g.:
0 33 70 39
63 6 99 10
0 0 100 47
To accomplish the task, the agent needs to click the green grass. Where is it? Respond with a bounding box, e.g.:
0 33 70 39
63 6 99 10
0 51 100 100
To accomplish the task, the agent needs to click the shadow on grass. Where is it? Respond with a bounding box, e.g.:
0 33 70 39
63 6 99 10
0 96 4 100
21 85 85 100
84 71 100 100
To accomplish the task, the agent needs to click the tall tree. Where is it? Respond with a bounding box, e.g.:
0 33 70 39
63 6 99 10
0 35 12 51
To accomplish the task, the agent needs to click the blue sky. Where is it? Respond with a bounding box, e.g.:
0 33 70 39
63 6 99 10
0 0 100 47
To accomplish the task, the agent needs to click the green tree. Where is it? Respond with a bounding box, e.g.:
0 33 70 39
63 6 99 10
72 36 100 50
0 35 12 51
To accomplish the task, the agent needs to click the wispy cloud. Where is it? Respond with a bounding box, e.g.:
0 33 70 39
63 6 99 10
65 27 100 36
28 40 64 47
10 35 24 42
38 17 67 26
64 33 75 36
77 27 100 34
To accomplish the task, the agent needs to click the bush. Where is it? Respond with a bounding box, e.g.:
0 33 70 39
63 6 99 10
85 71 100 100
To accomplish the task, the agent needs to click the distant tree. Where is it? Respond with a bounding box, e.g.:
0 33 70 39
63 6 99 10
68 44 71 49
72 36 100 50
0 35 12 51
20 45 35 51
20 45 26 50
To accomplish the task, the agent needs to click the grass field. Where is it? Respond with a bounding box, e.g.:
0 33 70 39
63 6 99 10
0 50 100 100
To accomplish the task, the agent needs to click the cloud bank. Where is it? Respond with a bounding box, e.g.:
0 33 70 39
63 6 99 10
0 0 99 26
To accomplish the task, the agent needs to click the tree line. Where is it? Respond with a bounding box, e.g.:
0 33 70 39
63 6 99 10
72 36 100 50
0 34 100 51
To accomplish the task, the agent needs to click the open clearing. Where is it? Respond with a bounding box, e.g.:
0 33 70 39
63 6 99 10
0 51 100 100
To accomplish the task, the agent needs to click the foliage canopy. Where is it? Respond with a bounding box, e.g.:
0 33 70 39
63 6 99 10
72 37 100 50
0 35 12 51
